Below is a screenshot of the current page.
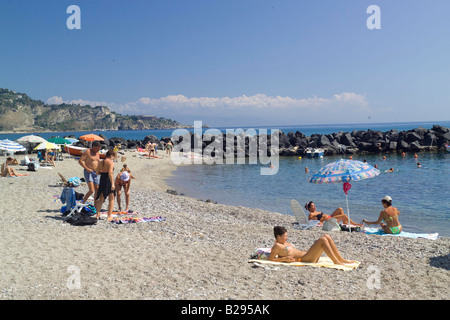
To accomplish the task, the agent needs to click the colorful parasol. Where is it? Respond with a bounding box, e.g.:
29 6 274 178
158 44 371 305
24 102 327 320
309 159 380 232
16 135 47 144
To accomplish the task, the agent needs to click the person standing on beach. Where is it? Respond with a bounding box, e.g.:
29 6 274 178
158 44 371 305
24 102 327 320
165 141 173 157
115 164 136 212
78 141 101 203
94 149 116 220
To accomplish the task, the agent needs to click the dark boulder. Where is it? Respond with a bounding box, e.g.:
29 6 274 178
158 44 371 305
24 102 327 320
318 135 331 147
143 135 160 145
406 131 422 143
421 133 438 146
340 132 354 146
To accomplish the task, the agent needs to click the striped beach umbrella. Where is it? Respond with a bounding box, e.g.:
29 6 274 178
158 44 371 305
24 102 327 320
309 159 380 232
309 159 380 184
16 135 47 144
0 139 27 152
0 139 27 162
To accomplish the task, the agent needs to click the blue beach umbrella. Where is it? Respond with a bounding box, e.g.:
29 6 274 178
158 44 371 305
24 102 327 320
0 139 27 153
309 159 380 232
64 138 79 144
0 139 27 162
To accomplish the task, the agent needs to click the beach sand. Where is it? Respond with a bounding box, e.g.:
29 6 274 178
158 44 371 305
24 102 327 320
0 150 449 300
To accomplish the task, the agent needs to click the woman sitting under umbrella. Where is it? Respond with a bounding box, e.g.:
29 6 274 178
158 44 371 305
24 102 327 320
305 201 363 226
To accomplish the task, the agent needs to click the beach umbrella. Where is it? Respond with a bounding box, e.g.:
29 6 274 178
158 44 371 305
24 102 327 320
47 137 72 145
16 135 47 144
0 139 27 161
34 141 61 151
79 134 104 142
0 139 27 153
64 138 79 144
309 159 380 232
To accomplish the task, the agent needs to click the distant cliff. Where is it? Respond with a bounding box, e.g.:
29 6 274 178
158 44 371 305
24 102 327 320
0 88 189 132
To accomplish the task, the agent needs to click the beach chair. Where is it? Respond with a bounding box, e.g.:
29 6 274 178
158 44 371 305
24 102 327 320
291 199 321 230
60 186 91 220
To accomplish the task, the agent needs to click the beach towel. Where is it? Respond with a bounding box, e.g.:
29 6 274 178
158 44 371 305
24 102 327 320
249 248 360 271
363 228 439 240
110 216 166 224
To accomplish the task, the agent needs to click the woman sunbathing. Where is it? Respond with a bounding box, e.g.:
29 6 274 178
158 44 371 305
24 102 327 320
305 201 362 226
269 226 355 265
1 157 29 177
363 196 402 234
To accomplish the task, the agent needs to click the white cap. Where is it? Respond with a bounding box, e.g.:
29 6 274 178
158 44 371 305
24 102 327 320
382 195 392 202
120 171 130 182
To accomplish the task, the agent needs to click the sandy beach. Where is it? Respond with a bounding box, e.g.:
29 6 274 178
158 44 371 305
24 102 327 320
0 150 449 301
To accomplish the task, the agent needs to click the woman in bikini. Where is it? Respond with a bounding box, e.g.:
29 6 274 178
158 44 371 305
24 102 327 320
269 226 355 265
115 164 136 212
1 157 29 177
363 196 402 234
305 201 363 226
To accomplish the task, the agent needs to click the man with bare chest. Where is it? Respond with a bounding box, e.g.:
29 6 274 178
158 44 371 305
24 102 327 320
78 141 101 203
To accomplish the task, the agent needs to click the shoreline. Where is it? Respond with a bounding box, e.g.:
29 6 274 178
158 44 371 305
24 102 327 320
0 150 449 300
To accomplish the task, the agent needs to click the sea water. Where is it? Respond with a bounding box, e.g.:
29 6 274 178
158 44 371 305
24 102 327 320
167 151 450 236
1 121 449 236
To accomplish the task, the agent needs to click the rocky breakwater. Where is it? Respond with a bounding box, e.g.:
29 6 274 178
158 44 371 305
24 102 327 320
70 125 450 158
278 125 450 156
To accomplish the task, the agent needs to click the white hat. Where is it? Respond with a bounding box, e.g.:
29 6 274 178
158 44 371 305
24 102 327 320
382 195 392 202
120 171 130 182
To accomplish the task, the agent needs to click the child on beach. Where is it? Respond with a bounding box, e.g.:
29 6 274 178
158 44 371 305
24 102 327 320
269 226 355 265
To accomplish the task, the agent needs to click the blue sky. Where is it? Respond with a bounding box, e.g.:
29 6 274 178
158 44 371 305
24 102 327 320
1 0 449 127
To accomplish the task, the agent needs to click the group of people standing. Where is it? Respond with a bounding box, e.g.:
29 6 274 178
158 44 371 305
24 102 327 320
78 141 136 220
144 140 173 158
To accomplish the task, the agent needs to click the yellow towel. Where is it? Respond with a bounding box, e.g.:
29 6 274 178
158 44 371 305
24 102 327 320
249 256 360 271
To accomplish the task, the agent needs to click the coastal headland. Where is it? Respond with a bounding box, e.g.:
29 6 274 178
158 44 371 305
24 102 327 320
0 146 449 300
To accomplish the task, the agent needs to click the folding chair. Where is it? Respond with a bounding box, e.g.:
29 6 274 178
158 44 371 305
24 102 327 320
291 199 321 230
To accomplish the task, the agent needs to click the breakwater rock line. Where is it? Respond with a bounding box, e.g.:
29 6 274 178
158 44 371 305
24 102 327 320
71 125 450 157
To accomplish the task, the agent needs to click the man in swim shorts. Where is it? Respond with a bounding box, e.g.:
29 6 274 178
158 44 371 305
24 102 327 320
78 141 101 203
